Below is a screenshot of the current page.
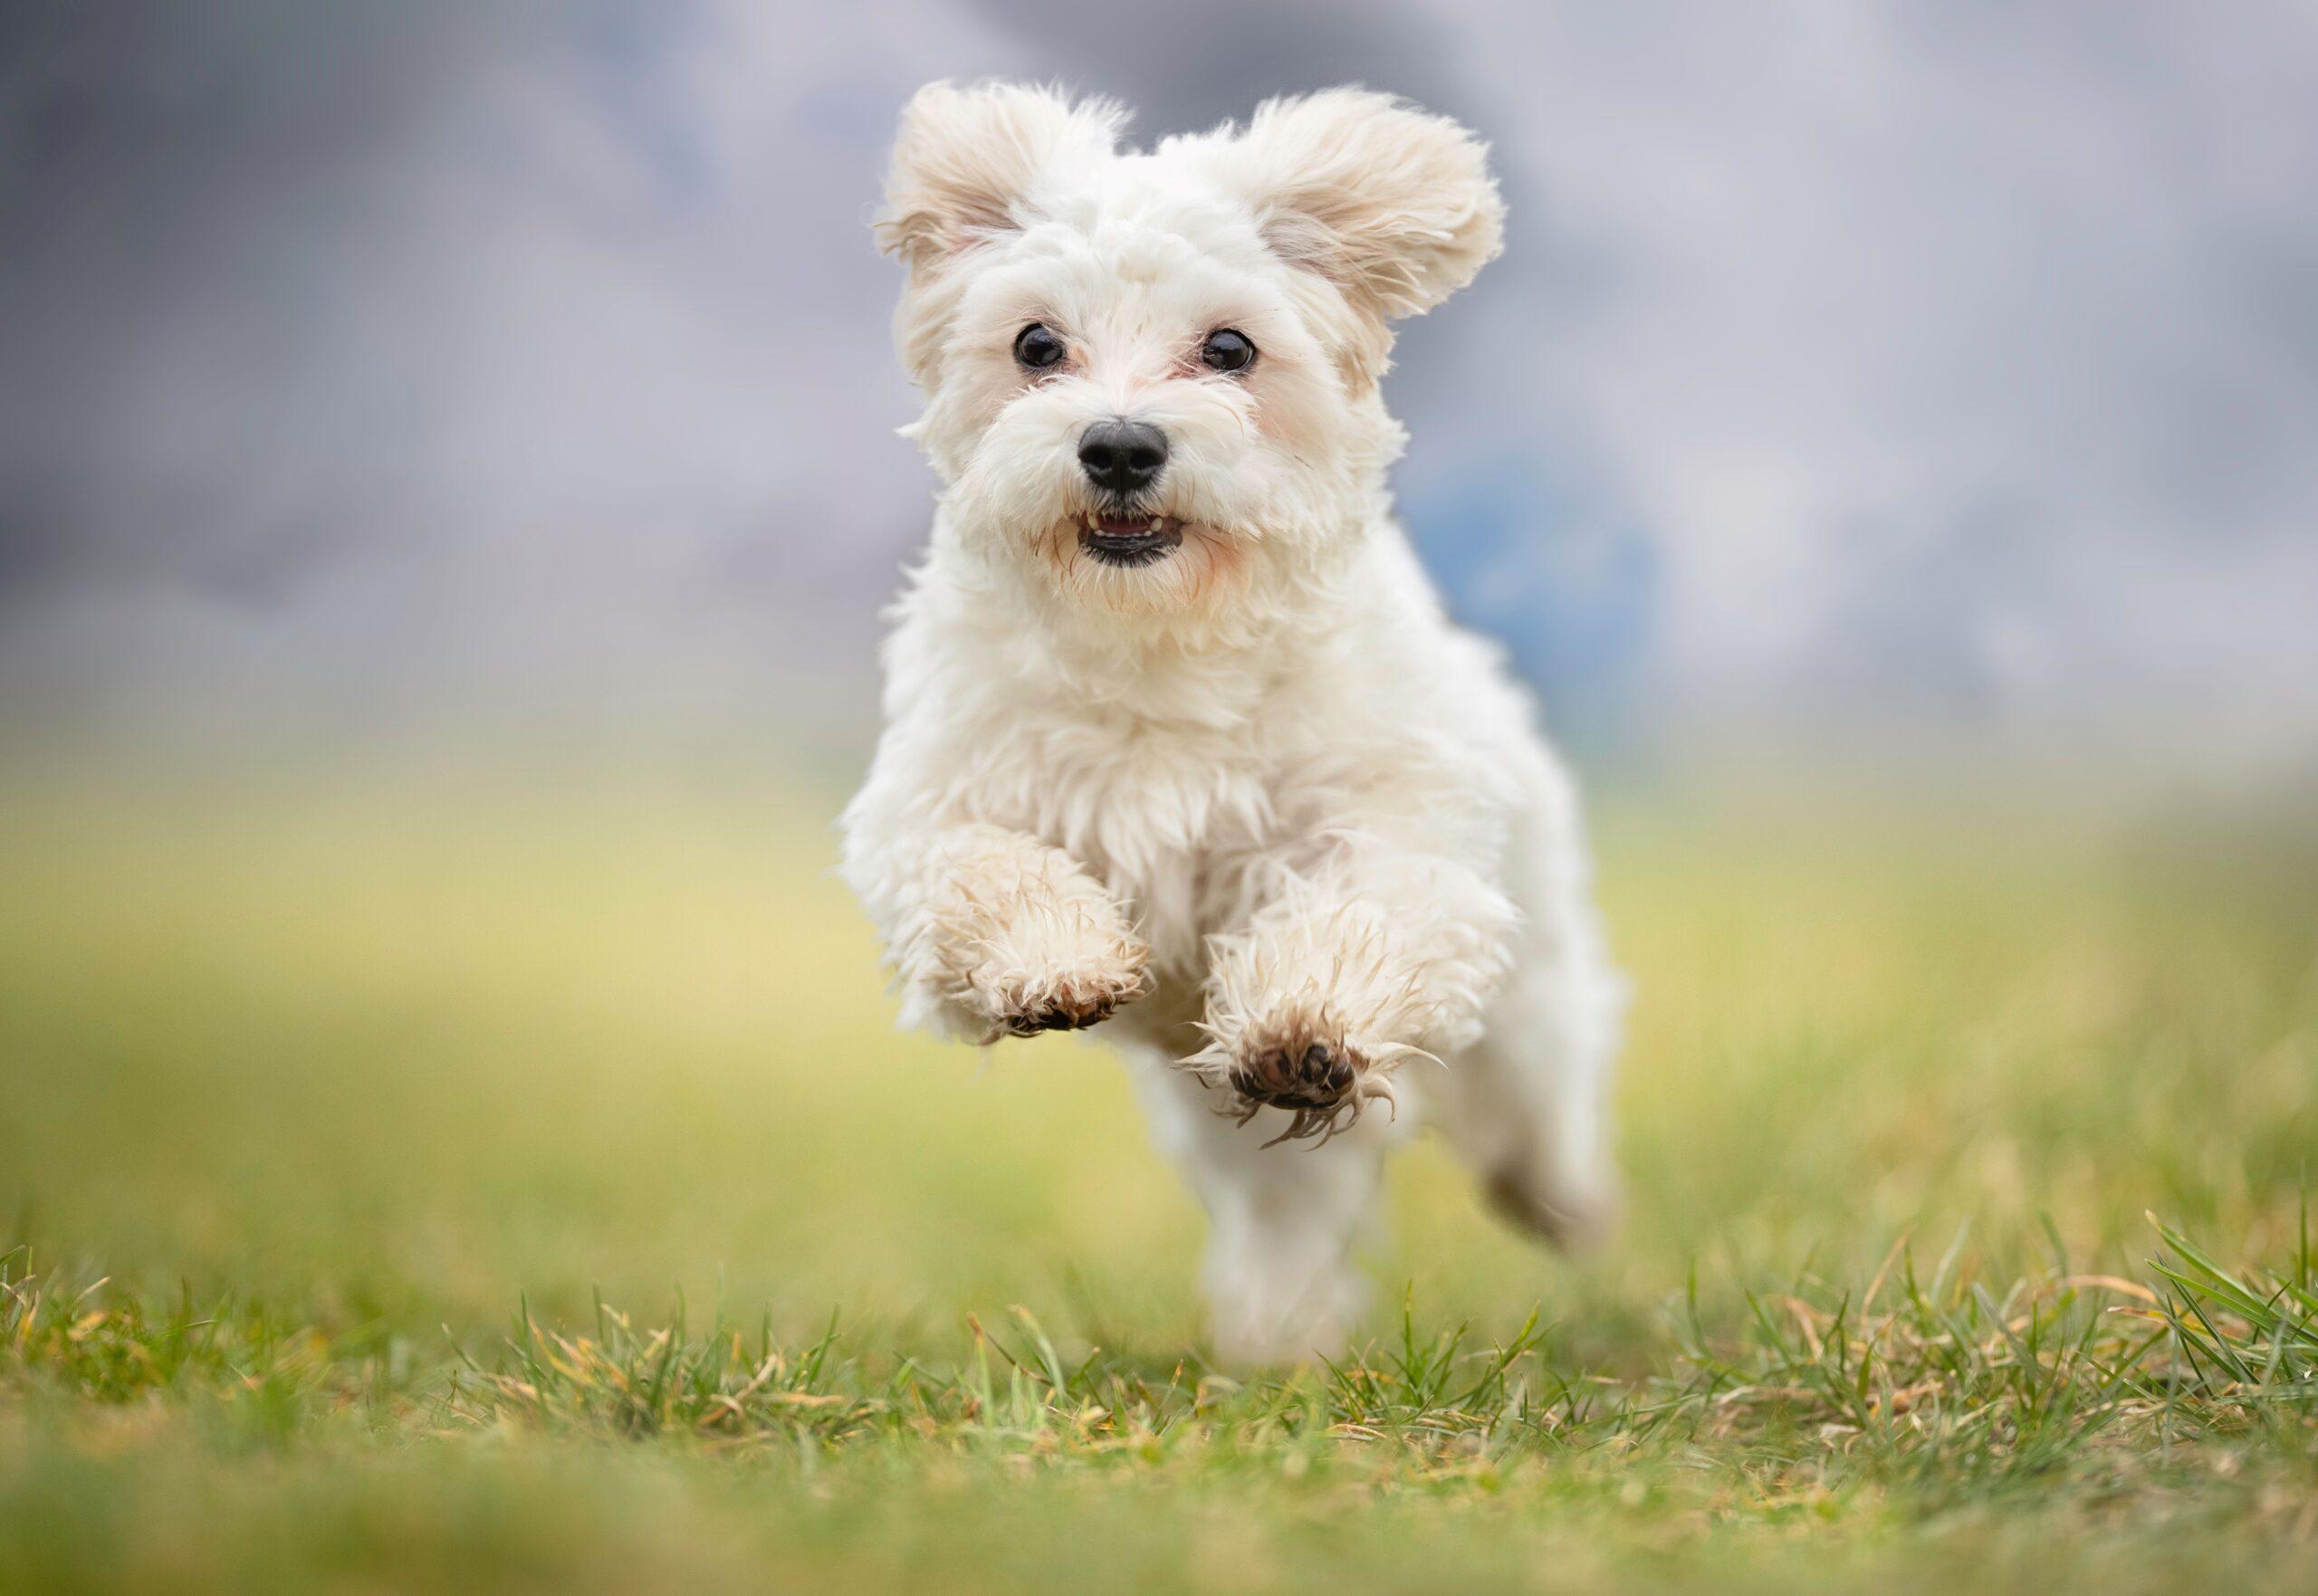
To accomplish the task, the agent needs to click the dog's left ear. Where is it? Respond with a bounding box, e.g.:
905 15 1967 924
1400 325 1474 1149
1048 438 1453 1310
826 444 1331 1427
1205 90 1505 322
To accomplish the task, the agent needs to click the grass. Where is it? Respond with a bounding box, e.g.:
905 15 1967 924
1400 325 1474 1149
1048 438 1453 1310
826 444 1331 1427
1 754 2314 1592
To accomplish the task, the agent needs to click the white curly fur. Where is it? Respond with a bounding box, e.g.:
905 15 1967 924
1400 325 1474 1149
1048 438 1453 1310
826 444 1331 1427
841 82 1625 1363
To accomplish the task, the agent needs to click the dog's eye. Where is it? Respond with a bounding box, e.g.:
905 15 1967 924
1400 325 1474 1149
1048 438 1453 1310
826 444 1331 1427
1013 323 1067 371
1200 329 1257 374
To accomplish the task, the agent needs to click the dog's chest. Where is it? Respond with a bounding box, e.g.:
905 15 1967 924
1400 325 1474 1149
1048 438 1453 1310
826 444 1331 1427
988 710 1281 975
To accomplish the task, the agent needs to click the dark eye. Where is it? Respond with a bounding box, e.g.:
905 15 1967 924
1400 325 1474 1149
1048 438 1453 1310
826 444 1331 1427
1014 323 1067 370
1200 328 1257 373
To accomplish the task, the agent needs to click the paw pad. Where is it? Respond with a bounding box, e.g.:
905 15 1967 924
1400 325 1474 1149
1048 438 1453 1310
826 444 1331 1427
982 953 1146 1042
1001 994 1120 1037
1223 1030 1380 1145
1230 1041 1355 1110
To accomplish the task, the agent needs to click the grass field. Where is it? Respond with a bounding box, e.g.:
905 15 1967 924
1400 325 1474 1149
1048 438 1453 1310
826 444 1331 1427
3 755 2314 1593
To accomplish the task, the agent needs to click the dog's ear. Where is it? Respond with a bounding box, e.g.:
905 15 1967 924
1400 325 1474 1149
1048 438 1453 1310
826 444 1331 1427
877 81 1127 275
1208 90 1505 321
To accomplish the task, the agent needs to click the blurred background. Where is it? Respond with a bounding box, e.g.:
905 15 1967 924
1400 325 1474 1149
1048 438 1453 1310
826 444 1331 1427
4 0 2314 779
2 2 2314 1353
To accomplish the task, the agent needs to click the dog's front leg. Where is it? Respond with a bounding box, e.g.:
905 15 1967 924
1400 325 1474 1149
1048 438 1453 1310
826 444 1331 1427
861 822 1149 1044
1197 846 1516 1137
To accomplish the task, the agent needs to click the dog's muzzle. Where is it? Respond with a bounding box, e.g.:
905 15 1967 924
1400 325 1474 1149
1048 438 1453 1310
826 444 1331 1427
1074 419 1182 566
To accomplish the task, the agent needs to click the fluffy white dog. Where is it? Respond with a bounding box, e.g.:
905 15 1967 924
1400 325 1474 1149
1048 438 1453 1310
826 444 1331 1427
842 81 1624 1362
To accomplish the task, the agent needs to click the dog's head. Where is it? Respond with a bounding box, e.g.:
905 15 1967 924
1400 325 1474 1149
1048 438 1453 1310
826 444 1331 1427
878 83 1503 623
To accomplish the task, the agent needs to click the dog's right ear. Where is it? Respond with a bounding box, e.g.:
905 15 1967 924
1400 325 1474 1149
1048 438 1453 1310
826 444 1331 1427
876 81 1127 276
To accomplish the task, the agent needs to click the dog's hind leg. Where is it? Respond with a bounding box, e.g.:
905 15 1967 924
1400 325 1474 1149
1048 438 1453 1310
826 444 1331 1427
1435 769 1624 1249
1437 959 1620 1248
1132 1056 1400 1365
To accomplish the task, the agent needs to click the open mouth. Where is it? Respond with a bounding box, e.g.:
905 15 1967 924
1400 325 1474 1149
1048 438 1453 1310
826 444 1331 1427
1078 511 1184 568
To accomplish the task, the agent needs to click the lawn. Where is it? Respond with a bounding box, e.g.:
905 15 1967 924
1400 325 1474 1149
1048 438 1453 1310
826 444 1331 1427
2 754 2313 1593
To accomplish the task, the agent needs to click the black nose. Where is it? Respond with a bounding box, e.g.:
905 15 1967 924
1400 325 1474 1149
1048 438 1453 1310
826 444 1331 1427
1078 419 1168 495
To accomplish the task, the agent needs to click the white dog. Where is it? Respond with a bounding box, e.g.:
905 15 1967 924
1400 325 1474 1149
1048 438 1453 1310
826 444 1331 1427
841 81 1624 1362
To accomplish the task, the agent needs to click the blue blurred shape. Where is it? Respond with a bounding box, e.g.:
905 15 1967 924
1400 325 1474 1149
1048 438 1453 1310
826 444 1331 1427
1403 452 1657 749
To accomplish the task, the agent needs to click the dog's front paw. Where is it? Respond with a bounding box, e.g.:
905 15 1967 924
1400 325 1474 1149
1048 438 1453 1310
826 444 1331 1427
1231 1033 1358 1113
972 940 1149 1041
1217 1011 1392 1143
